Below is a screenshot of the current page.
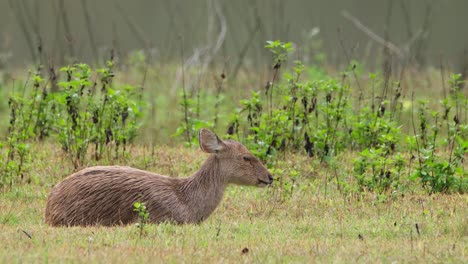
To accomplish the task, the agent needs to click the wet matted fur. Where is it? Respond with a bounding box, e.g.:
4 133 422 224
45 129 273 226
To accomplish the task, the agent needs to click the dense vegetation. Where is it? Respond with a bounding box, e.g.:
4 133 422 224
1 41 466 194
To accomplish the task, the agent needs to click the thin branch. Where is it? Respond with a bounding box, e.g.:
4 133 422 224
81 0 99 63
162 0 177 61
179 35 191 143
112 20 122 64
58 0 75 58
51 0 64 66
337 27 363 107
8 0 37 62
399 0 413 40
413 2 433 65
21 0 44 65
341 10 404 59
232 6 261 78
115 2 149 50
171 0 227 94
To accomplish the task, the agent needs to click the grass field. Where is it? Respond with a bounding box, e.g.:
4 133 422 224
0 143 466 263
0 43 467 263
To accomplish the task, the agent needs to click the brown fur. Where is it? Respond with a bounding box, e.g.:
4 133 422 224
45 129 273 226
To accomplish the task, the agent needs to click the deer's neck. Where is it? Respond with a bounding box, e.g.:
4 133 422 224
180 155 228 222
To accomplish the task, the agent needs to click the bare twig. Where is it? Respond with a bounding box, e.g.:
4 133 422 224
58 0 75 59
81 0 99 63
21 0 44 65
403 29 423 52
232 6 261 78
411 90 422 167
413 2 433 66
439 54 447 98
139 50 151 102
206 0 227 64
213 72 224 129
162 0 178 61
399 0 413 40
8 0 37 62
460 48 468 90
112 21 122 64
115 2 149 50
171 0 227 94
381 0 394 104
180 35 191 143
51 0 65 66
341 10 404 59
337 27 363 108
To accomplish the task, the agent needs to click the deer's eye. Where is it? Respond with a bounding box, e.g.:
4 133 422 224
243 156 251 162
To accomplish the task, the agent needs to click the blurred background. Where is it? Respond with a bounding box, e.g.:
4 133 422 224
0 0 467 73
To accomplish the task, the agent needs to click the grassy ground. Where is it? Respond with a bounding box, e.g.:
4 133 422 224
1 143 466 263
0 59 466 262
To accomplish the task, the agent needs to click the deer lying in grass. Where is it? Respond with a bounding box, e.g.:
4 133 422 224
45 129 273 226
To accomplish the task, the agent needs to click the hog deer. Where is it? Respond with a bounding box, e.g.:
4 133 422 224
45 129 273 226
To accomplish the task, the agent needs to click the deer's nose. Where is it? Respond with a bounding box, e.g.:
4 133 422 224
268 174 274 183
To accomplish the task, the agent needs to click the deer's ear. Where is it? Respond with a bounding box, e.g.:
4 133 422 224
199 129 226 153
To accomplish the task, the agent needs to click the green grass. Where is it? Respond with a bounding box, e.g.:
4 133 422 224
1 143 466 263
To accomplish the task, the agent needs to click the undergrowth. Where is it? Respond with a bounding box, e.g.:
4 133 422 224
1 62 143 188
0 41 466 195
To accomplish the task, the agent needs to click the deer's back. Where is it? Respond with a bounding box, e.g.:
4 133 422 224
45 166 183 226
